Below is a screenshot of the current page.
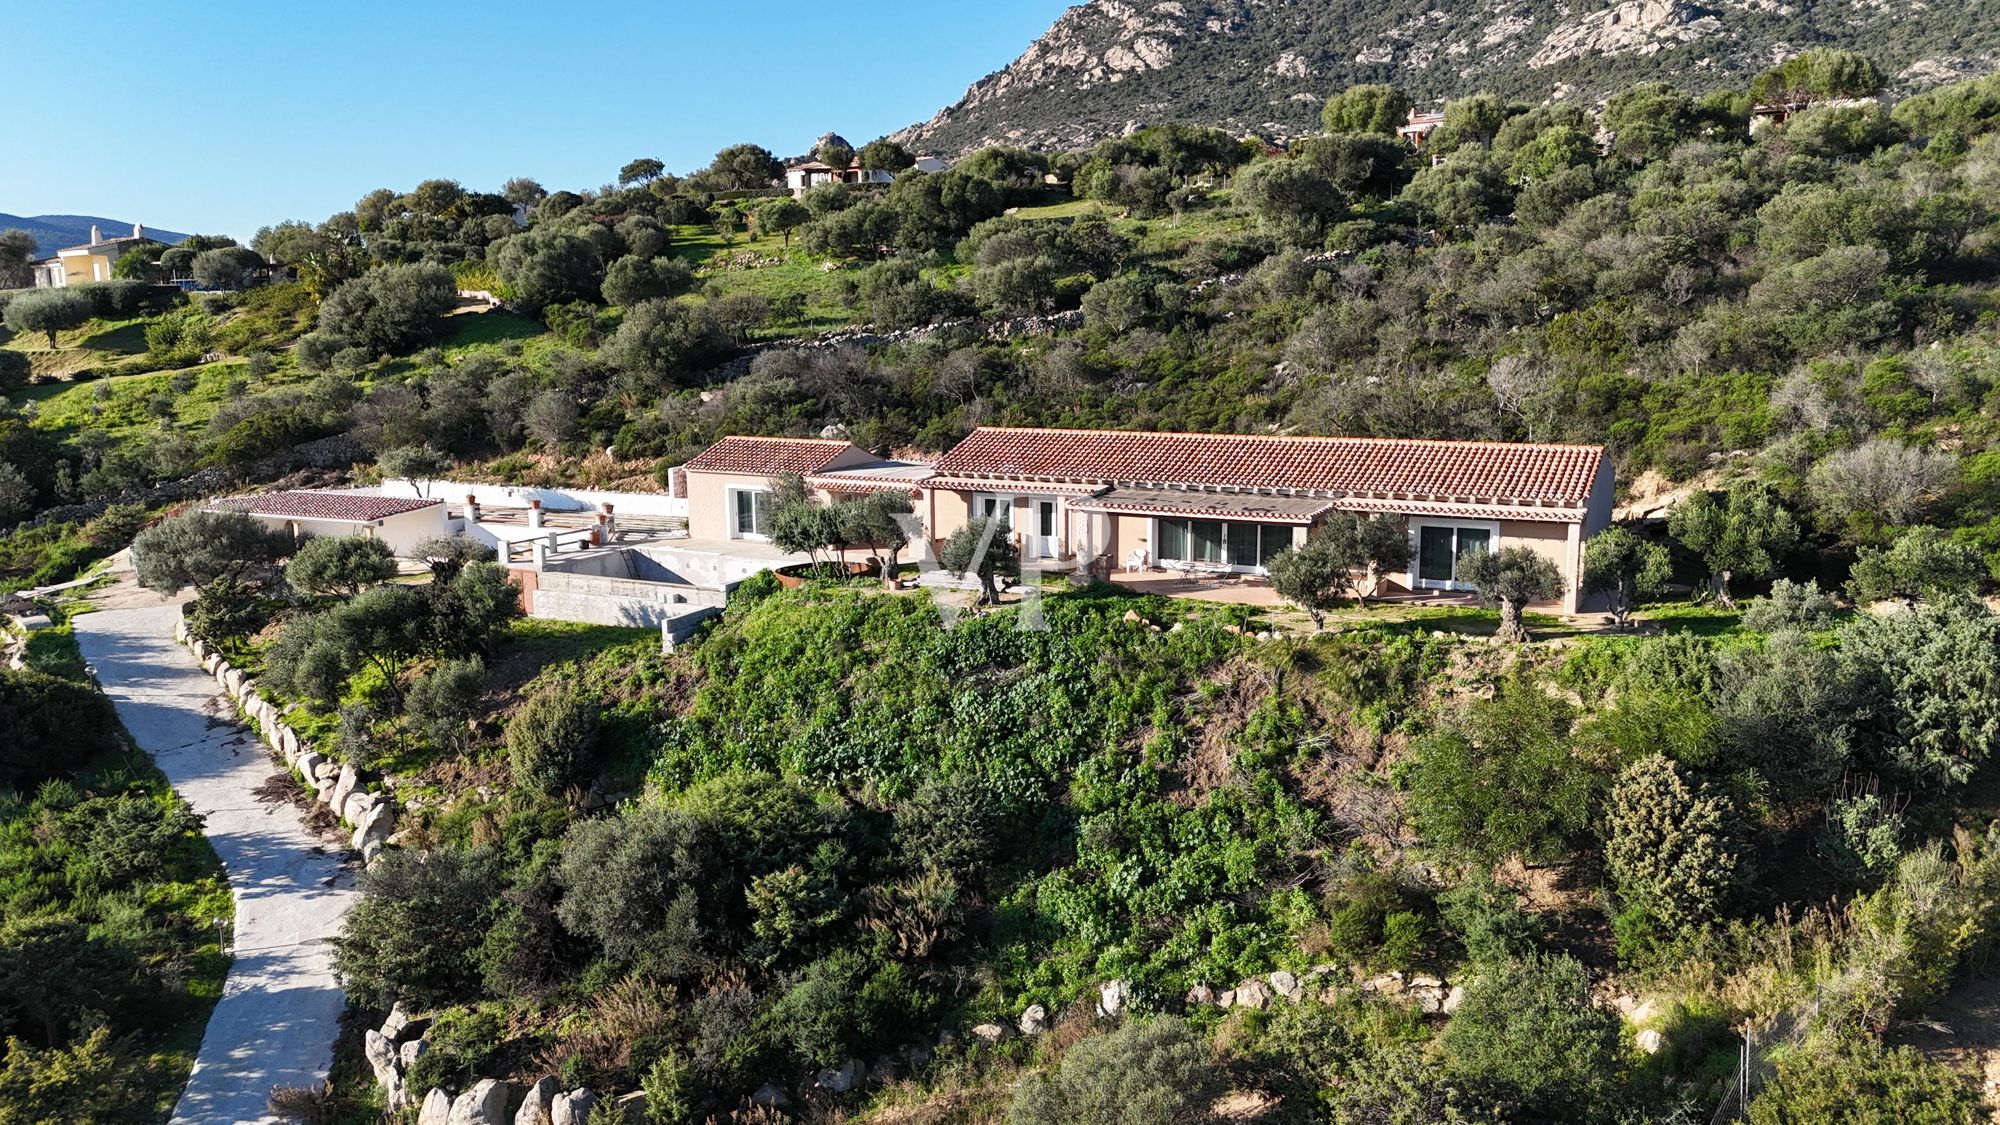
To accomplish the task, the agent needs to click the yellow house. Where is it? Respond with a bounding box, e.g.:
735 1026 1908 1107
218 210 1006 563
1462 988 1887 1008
32 223 152 288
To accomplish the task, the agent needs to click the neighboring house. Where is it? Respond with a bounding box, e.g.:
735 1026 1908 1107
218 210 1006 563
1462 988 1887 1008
785 160 895 197
783 156 950 197
681 436 889 541
207 491 448 556
32 223 151 288
918 427 1612 612
1396 109 1446 148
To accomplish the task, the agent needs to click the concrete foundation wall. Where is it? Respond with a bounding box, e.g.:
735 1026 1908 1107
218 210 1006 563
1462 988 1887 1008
528 569 727 629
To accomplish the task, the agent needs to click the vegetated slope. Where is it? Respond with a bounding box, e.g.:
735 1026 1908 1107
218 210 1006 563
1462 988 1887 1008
892 0 2000 154
0 214 189 257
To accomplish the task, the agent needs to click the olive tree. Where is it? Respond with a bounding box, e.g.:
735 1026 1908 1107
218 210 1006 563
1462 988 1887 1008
4 288 94 348
1848 526 1986 606
939 516 1019 605
132 510 293 593
376 445 451 497
317 262 456 355
190 246 266 290
1322 83 1413 136
285 535 398 598
1459 545 1565 643
1668 480 1800 606
1268 514 1409 626
1582 526 1672 628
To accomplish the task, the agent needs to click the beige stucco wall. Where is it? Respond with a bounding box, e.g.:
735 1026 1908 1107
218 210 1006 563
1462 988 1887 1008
1498 518 1580 612
685 470 782 541
685 446 876 541
245 505 447 557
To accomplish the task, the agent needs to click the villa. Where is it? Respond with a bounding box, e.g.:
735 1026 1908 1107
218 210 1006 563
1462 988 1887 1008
683 427 1615 614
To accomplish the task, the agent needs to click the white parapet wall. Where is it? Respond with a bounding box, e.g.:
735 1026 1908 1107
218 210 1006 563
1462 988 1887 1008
359 480 689 519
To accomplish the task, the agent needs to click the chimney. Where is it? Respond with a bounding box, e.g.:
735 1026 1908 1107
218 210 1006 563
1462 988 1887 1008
603 502 616 539
465 493 481 523
592 512 607 547
527 499 543 529
89 224 102 245
132 222 144 239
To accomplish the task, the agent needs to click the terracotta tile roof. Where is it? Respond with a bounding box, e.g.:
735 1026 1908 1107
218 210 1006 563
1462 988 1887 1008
211 491 441 522
684 437 860 477
930 427 1605 507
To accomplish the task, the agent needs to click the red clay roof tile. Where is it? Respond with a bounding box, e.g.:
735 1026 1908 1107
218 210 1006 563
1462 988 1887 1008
211 491 440 522
684 437 860 477
929 428 1605 506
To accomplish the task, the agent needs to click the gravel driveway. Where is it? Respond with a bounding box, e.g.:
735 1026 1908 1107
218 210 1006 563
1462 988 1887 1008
72 604 357 1125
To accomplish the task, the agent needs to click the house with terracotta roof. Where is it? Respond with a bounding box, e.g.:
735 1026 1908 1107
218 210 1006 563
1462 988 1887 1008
917 427 1614 613
207 491 448 556
681 437 898 542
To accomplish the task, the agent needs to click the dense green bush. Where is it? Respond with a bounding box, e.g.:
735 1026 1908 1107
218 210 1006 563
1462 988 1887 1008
0 668 121 788
1008 1018 1225 1125
506 683 601 794
334 849 505 1008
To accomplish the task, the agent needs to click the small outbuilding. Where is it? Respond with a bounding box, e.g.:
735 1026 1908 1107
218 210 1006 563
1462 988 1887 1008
208 491 449 557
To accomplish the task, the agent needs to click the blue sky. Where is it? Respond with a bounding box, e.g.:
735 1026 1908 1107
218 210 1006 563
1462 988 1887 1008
0 0 1073 240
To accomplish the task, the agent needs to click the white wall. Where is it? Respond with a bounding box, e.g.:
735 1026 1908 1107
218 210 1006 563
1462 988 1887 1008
358 481 689 519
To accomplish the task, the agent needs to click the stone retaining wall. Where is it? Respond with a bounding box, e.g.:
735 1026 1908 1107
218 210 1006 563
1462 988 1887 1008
174 612 396 865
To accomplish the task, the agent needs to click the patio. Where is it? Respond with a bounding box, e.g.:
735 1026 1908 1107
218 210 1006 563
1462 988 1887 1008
1106 567 1491 612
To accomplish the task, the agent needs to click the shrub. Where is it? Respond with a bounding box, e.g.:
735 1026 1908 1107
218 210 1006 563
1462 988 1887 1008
333 848 505 1009
1841 597 2000 788
1603 755 1740 942
556 806 713 978
1440 954 1625 1121
1405 684 1594 865
316 262 456 355
404 658 484 756
0 668 122 788
1438 872 1537 964
1741 577 1839 632
1817 790 1907 880
1007 1017 1226 1125
285 535 397 599
1746 1033 1981 1124
505 683 600 794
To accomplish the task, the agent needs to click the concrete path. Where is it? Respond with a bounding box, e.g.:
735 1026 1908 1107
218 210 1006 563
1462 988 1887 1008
72 604 357 1125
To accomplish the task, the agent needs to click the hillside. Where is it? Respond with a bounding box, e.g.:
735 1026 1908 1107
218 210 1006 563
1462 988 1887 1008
893 0 2000 153
0 213 188 256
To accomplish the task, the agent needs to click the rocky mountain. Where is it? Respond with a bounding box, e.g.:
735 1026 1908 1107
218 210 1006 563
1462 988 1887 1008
893 0 2000 155
0 214 188 258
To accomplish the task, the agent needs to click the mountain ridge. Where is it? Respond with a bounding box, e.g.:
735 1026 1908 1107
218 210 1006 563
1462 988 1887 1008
892 0 2000 155
0 214 189 258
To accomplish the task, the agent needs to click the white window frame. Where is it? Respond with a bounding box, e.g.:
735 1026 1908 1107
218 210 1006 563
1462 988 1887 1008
1149 516 1298 575
973 493 1016 528
1407 518 1502 592
728 486 774 541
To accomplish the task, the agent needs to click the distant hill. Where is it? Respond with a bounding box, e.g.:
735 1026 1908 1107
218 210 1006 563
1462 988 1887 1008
0 214 189 258
893 0 2000 155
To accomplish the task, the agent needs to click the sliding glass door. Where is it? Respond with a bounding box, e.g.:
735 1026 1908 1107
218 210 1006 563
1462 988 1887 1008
1413 523 1493 591
1156 518 1294 571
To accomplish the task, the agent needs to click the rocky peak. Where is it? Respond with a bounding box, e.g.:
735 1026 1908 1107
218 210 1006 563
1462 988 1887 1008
893 0 1996 156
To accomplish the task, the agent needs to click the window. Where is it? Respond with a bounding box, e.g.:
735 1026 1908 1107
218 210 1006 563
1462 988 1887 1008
731 488 773 538
977 495 1012 526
